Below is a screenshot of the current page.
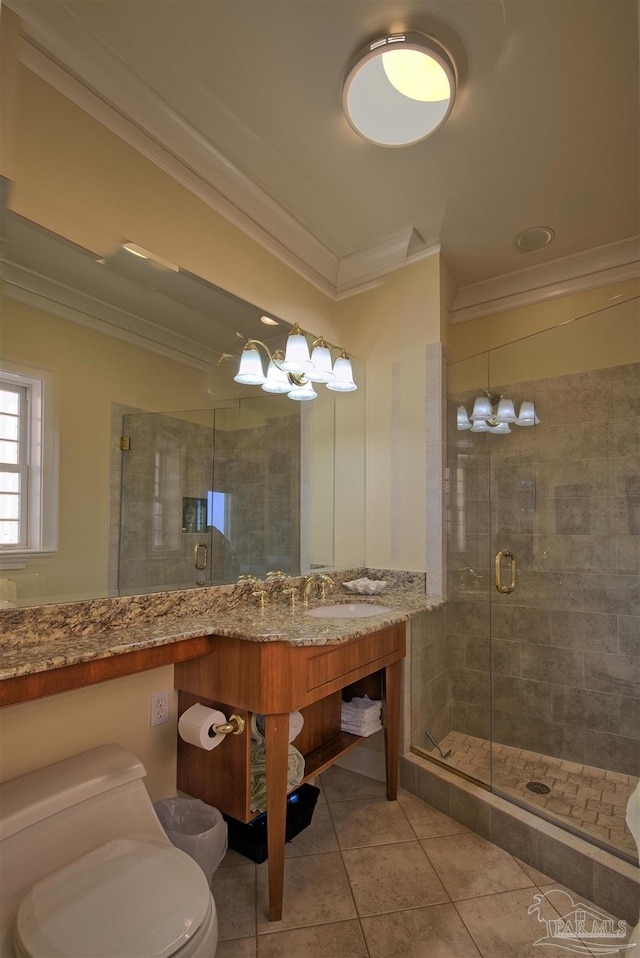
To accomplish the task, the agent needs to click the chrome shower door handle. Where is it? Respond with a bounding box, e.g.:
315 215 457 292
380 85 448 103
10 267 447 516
495 549 516 594
194 541 208 571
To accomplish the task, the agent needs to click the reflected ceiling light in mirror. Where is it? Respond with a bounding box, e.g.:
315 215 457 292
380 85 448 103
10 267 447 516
457 390 540 434
260 315 279 326
234 325 357 400
121 242 179 271
342 32 456 147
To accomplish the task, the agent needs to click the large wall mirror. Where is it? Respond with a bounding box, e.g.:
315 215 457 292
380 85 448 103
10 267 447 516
1 193 365 608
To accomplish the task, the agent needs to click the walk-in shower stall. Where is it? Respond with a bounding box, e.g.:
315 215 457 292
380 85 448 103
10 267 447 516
412 296 639 864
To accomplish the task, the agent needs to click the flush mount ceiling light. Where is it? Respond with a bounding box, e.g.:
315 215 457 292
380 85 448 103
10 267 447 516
342 32 457 147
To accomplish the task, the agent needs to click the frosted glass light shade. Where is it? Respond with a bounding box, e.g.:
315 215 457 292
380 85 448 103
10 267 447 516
516 401 540 425
343 32 456 147
326 354 357 392
234 344 266 385
457 406 471 430
489 422 512 434
262 354 291 393
307 342 335 383
495 399 517 423
282 324 313 372
471 396 492 420
288 380 317 401
470 419 490 433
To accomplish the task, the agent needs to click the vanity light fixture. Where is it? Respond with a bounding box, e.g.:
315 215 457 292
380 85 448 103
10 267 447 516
234 324 357 401
457 390 540 433
342 32 457 147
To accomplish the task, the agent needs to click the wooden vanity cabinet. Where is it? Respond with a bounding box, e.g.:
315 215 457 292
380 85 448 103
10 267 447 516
174 623 406 920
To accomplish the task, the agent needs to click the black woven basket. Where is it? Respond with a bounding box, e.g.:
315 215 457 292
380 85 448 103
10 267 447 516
223 784 320 864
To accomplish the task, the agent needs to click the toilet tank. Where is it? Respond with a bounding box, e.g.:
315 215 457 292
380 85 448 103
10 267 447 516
0 744 149 841
0 744 169 906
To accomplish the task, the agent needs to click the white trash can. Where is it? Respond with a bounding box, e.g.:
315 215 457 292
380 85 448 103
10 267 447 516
154 797 228 880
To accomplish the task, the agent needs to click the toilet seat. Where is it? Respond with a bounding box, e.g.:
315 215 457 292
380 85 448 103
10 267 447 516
13 838 212 958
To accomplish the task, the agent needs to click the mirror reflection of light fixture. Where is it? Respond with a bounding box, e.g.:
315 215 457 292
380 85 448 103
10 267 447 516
342 32 457 147
457 391 540 434
233 324 357 401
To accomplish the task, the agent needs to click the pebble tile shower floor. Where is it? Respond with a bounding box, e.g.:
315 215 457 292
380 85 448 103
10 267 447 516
431 731 638 859
212 765 632 958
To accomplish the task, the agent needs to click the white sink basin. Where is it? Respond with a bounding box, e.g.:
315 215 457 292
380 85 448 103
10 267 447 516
305 603 393 619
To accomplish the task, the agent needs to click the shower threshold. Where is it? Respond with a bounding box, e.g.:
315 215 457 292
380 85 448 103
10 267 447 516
422 730 638 862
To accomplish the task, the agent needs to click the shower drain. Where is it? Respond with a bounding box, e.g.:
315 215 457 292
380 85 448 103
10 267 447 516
526 781 551 794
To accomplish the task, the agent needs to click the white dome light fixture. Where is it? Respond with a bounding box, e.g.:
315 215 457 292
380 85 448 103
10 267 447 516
342 32 457 147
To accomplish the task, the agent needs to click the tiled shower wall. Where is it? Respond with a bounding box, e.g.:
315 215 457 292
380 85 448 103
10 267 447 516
446 361 640 777
410 607 451 752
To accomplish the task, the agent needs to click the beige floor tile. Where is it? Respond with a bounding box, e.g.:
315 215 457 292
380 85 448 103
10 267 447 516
455 886 576 958
513 857 553 886
219 846 257 868
342 840 448 915
421 832 534 900
255 852 357 933
320 765 388 802
361 902 482 957
330 797 416 848
397 793 470 839
256 919 368 957
212 863 257 941
284 803 338 858
216 937 257 958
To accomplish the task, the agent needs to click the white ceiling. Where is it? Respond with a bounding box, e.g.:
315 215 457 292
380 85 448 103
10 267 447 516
7 0 640 314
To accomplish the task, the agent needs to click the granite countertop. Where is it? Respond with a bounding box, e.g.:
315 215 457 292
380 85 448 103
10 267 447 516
0 582 442 682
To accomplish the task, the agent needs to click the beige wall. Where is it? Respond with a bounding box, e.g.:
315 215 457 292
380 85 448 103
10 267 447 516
447 278 640 364
0 668 178 800
336 256 443 572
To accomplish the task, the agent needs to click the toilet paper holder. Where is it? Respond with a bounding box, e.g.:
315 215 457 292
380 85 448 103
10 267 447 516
209 713 246 737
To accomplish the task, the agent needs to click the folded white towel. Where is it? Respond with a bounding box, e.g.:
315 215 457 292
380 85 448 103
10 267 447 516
342 720 383 737
342 695 381 712
342 709 380 723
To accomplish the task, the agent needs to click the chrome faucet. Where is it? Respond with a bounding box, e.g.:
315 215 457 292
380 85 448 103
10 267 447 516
302 573 334 604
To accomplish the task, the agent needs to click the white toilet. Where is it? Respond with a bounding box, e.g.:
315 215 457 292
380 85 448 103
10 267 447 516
0 744 218 957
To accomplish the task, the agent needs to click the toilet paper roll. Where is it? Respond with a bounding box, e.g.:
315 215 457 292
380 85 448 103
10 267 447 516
178 704 228 751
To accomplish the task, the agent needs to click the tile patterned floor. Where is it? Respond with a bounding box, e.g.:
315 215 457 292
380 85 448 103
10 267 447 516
212 766 632 958
430 731 639 860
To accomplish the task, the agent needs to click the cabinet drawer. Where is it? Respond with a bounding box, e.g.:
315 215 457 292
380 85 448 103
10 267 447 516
306 627 400 693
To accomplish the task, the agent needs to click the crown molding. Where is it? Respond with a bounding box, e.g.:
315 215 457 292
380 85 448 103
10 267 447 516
19 39 339 299
3 263 215 371
450 235 640 323
336 232 440 299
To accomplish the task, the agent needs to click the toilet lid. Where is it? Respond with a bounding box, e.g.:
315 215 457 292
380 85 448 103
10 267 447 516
14 838 212 958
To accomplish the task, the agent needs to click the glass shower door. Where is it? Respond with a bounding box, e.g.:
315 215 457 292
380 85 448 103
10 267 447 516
487 298 640 861
439 352 493 785
118 409 216 595
417 295 639 860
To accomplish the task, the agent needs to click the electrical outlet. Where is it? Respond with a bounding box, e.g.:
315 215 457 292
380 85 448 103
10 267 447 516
150 689 170 727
